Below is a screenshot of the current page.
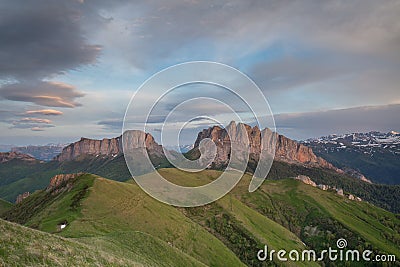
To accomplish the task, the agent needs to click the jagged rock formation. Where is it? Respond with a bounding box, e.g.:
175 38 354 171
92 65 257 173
15 192 30 204
46 173 83 195
56 130 163 161
194 121 337 170
0 152 37 163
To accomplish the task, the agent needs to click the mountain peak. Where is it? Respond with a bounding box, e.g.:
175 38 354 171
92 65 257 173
193 122 337 170
56 130 163 161
46 173 84 194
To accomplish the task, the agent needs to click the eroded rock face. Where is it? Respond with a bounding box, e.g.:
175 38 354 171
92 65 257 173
46 173 83 194
56 130 163 161
0 152 37 163
194 121 337 170
56 137 122 161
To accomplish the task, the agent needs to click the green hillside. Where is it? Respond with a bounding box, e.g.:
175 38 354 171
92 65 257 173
3 170 399 266
2 173 244 267
232 176 400 260
0 218 204 266
0 156 130 202
1 156 400 215
0 198 12 214
150 169 400 264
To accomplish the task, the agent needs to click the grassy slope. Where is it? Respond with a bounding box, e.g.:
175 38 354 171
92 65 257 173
0 218 141 266
156 168 308 251
151 168 315 266
65 177 244 267
0 198 12 214
3 173 243 267
0 218 204 267
265 160 400 213
1 155 400 214
134 168 400 266
2 173 96 232
3 169 400 266
232 176 400 259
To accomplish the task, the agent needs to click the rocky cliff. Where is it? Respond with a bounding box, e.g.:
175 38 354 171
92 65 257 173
15 192 30 204
56 130 163 161
46 173 83 194
0 152 37 163
194 121 337 170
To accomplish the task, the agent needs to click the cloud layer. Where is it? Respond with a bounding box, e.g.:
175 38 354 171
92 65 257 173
0 0 100 80
274 104 400 140
24 109 63 116
0 1 399 142
0 81 84 108
0 0 100 131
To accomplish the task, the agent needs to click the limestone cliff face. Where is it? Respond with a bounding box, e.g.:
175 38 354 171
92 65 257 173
56 130 163 161
194 121 336 170
56 137 122 161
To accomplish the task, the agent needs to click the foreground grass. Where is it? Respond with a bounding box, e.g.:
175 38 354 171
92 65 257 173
0 218 142 266
3 169 400 266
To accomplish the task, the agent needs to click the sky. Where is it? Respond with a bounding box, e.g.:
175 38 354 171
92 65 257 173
0 0 399 145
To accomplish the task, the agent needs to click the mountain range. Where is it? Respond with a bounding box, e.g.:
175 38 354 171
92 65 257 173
304 131 400 184
0 123 399 213
0 123 399 266
11 144 66 161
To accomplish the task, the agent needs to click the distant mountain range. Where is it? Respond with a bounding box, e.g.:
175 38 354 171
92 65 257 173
303 131 400 184
11 144 66 161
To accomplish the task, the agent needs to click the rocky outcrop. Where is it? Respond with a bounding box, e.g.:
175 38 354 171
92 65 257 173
56 130 163 161
16 192 30 204
56 137 122 161
0 152 37 163
337 188 344 196
46 173 83 194
194 121 337 170
295 175 316 187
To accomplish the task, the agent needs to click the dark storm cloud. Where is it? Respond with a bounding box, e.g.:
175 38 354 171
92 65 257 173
0 0 100 79
0 0 100 118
